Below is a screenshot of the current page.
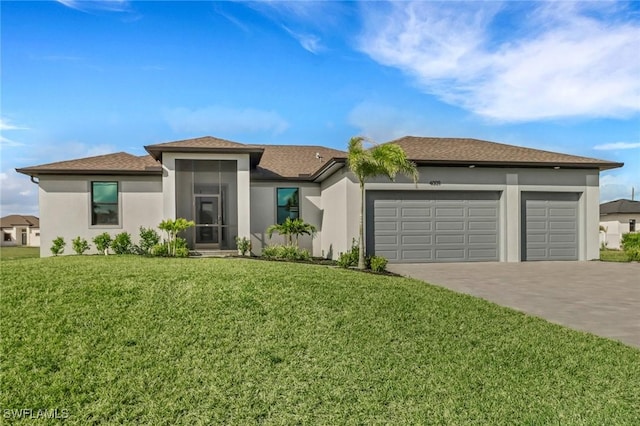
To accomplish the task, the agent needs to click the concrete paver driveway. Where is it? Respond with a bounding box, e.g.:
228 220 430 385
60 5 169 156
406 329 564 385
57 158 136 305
388 261 640 348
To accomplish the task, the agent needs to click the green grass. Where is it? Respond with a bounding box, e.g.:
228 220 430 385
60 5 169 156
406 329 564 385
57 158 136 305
1 257 638 424
600 248 630 262
0 246 39 261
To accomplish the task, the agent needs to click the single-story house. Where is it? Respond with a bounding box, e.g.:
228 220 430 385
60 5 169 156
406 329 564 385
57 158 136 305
16 136 622 262
0 215 40 247
599 199 640 249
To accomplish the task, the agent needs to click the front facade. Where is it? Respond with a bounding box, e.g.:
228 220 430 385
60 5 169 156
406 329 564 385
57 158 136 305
17 136 622 262
0 215 41 247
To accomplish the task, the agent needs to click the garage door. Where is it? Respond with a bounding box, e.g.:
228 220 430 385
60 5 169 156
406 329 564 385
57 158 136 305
522 192 579 261
366 191 500 263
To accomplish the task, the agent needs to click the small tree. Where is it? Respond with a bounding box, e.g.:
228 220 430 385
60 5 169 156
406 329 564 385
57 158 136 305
93 232 112 255
158 218 195 257
50 237 66 256
347 136 418 269
72 237 90 255
266 218 317 247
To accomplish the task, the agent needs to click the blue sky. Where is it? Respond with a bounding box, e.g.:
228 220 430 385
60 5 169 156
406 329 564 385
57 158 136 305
1 0 639 216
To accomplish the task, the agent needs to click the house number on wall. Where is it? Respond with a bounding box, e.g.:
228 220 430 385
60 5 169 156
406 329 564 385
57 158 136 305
429 180 442 186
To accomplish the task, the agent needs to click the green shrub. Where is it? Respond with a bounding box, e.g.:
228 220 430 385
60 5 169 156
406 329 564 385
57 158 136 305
621 233 640 261
112 232 133 255
72 237 90 255
368 255 388 273
151 243 168 257
235 236 252 256
262 244 310 261
93 232 112 255
138 226 160 255
151 238 189 258
337 239 359 268
50 236 66 256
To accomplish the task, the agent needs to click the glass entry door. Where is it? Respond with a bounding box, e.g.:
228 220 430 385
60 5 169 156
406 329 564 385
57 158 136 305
195 195 220 249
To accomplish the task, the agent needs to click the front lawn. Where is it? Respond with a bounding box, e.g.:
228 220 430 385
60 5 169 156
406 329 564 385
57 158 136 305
0 246 39 261
1 257 638 424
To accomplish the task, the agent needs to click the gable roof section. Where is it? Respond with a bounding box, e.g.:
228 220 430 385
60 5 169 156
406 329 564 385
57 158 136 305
16 152 161 176
388 137 623 170
0 215 40 228
145 136 264 161
600 199 640 215
252 145 346 179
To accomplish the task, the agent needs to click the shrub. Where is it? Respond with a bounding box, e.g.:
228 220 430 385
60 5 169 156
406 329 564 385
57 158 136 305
262 244 310 261
152 238 190 258
93 232 112 255
72 237 90 255
266 218 317 247
368 255 388 273
112 232 133 255
621 233 640 261
50 237 66 256
337 239 359 268
138 226 160 255
235 236 251 256
159 218 195 257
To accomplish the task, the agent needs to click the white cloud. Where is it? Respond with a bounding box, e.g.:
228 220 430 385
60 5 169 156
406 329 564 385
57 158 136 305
282 26 323 54
600 172 640 203
56 0 130 13
348 102 433 142
0 117 28 131
0 172 39 217
594 142 640 151
164 106 289 136
358 1 640 122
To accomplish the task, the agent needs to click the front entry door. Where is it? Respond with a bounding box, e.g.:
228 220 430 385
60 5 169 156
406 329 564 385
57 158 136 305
195 195 220 249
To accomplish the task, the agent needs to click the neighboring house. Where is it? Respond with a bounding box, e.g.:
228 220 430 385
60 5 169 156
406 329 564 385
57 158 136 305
17 136 622 262
0 215 40 247
599 199 640 249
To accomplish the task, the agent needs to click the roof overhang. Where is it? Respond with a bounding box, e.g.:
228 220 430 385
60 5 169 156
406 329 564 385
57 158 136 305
144 145 265 166
15 167 163 177
410 159 624 171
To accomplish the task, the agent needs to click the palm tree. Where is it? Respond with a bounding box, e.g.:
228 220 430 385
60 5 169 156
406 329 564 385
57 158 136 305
347 136 419 269
266 217 317 247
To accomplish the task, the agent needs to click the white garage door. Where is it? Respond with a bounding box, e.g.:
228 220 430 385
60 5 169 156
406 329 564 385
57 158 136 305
522 192 579 261
366 191 500 263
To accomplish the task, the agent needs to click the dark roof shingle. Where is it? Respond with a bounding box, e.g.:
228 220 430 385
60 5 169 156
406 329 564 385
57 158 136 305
0 215 40 228
600 199 640 215
16 152 160 175
388 136 623 170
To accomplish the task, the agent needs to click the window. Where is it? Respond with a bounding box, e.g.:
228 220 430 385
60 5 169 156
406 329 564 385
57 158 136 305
92 181 119 225
3 232 11 242
276 188 299 224
630 219 636 233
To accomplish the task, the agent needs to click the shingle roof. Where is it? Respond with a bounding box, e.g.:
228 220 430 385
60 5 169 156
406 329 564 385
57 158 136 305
600 199 640 215
252 145 346 179
0 215 40 228
16 135 623 179
16 152 161 175
388 136 623 170
145 136 264 161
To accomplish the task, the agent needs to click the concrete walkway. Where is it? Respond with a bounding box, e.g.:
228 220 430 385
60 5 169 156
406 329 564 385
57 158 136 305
388 261 640 348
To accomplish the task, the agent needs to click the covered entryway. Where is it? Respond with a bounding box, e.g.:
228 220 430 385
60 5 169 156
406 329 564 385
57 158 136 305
366 191 500 263
521 192 579 261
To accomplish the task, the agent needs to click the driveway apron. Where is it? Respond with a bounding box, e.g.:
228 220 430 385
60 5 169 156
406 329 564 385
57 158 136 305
388 261 640 348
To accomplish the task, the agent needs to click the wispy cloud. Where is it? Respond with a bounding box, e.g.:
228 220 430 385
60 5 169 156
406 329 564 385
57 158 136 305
594 142 640 151
0 172 39 216
56 0 131 13
282 26 323 54
600 172 639 202
0 117 28 131
348 102 433 142
358 1 640 122
164 106 289 136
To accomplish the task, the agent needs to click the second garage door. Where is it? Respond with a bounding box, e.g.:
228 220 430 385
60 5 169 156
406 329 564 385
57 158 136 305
366 191 500 263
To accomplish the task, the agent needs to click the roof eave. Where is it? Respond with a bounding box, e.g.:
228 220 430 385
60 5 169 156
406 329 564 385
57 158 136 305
15 168 163 177
144 145 265 161
411 160 624 171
